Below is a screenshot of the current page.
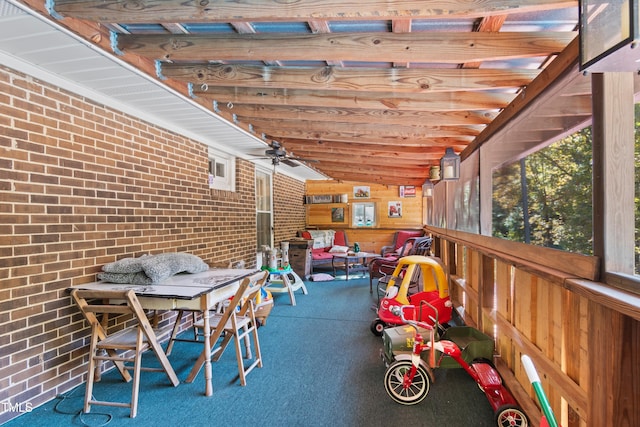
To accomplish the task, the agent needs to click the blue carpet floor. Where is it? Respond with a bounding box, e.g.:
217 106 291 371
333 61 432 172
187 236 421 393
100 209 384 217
3 276 496 427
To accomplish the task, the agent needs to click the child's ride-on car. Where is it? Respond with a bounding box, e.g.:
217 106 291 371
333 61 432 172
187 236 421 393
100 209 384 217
370 255 452 336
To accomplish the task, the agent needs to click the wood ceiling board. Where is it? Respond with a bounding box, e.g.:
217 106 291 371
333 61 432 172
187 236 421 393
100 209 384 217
49 0 578 22
219 103 497 125
159 63 540 93
194 86 516 111
116 32 575 63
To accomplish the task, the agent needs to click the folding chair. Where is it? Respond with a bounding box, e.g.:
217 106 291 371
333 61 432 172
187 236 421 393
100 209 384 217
208 270 268 386
71 289 179 418
184 270 269 387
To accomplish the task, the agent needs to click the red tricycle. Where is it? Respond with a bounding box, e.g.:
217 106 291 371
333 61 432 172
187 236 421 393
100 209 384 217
370 255 452 336
381 304 529 427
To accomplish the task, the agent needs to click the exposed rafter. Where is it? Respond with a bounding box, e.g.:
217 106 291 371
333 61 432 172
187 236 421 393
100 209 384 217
49 0 578 22
160 63 540 93
192 86 516 111
115 32 575 63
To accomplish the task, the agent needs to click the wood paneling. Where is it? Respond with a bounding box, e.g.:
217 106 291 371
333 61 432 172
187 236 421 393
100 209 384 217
429 225 640 427
305 180 424 252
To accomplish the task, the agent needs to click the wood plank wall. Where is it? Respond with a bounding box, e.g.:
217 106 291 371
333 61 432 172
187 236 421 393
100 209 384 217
427 226 640 427
305 180 424 253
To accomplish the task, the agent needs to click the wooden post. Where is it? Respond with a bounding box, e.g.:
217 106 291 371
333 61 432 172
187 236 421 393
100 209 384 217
591 72 635 277
589 71 638 426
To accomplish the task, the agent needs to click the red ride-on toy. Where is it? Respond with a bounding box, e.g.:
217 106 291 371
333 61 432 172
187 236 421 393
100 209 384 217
381 305 529 427
370 255 452 336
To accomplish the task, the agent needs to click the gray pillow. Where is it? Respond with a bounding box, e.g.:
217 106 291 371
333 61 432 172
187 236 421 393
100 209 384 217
98 253 209 284
101 255 148 274
97 271 152 285
140 252 209 283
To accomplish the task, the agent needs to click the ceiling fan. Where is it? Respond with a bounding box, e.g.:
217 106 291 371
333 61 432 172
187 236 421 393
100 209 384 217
254 140 318 167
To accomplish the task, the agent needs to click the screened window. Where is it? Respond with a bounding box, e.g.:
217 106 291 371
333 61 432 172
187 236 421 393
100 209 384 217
492 127 593 255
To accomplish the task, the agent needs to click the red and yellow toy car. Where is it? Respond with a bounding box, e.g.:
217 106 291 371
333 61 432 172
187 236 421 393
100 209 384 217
371 255 452 336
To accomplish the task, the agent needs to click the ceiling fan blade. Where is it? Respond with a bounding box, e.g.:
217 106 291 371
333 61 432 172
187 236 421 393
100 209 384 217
281 159 299 167
288 156 319 163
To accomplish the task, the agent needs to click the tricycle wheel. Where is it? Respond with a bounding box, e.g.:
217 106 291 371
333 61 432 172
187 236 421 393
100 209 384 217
370 318 386 336
495 404 528 427
384 360 430 405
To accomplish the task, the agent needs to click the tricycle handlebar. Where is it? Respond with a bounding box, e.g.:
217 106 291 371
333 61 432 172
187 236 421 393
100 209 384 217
390 304 434 331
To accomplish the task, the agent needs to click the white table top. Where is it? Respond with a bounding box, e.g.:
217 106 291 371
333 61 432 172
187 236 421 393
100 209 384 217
70 268 259 300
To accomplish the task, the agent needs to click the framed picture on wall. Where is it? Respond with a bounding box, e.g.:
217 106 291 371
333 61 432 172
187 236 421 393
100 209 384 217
388 201 402 218
399 185 416 197
353 186 370 199
331 207 344 223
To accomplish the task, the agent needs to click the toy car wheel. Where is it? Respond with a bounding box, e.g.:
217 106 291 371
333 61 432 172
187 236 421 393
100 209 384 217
384 360 430 405
370 318 386 336
495 404 528 427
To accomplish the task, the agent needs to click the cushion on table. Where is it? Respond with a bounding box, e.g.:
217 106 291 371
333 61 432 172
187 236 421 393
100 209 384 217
98 252 209 284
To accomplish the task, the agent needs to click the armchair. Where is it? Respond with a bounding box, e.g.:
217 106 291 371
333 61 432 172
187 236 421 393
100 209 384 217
380 230 424 257
368 236 433 294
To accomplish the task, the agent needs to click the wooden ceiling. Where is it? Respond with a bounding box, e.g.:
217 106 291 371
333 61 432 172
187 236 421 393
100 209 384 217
26 0 580 185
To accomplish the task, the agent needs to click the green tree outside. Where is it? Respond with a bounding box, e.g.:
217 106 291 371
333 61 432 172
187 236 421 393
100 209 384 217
492 128 593 255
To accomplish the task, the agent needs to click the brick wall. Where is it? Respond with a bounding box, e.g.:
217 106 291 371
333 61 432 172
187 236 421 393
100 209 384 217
0 65 304 423
273 173 306 245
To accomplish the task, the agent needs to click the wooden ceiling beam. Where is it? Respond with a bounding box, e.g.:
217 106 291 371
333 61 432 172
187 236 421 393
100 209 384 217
315 161 427 175
317 174 423 186
311 166 428 186
294 153 435 168
262 130 474 145
116 32 574 63
290 153 439 168
161 63 539 93
195 86 514 111
295 157 436 170
278 138 467 156
247 117 484 136
218 103 497 125
50 0 578 22
320 174 425 186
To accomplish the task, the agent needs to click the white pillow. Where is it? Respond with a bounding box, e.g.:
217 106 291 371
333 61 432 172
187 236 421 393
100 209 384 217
329 245 349 253
310 273 334 281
